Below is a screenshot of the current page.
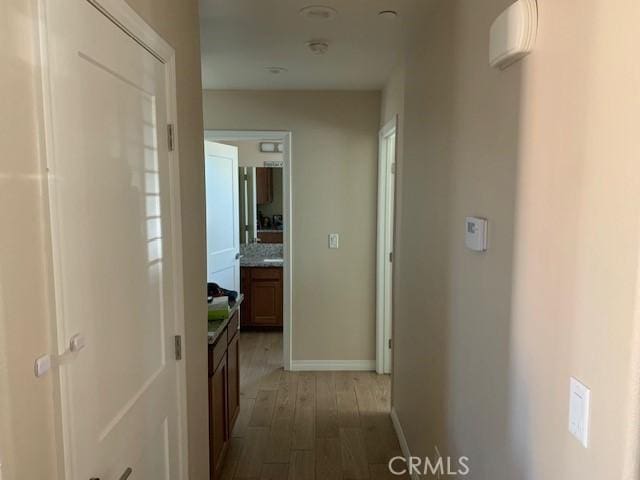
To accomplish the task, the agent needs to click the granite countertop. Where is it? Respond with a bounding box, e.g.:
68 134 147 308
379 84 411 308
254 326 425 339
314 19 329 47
239 243 284 268
240 256 284 268
208 293 244 345
257 229 283 233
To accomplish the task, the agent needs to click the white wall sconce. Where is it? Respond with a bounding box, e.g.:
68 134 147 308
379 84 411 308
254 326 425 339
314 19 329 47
489 0 538 70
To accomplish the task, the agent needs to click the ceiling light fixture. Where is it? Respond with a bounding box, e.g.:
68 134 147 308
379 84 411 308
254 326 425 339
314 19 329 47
265 66 288 74
306 40 329 55
299 5 338 21
378 10 398 19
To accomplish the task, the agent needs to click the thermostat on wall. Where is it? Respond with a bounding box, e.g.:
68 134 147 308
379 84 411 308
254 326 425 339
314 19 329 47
465 217 488 252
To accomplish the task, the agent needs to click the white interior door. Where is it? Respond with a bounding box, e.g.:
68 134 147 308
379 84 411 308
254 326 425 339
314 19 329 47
377 118 397 374
205 141 240 291
42 1 185 479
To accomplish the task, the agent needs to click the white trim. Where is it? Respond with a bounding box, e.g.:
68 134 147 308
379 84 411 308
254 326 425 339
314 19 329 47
36 1 188 479
291 360 376 371
205 130 293 371
391 407 420 480
376 117 398 374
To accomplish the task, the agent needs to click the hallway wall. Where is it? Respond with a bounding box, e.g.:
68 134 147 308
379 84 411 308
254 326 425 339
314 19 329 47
387 0 640 478
0 0 207 478
203 90 381 364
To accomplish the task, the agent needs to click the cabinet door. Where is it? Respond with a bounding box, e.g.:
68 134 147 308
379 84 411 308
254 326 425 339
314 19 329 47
250 279 283 326
227 332 240 432
256 168 272 205
209 356 228 480
257 231 283 244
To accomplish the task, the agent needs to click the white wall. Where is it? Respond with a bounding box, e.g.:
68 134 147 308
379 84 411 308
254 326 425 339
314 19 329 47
203 90 381 363
387 0 640 478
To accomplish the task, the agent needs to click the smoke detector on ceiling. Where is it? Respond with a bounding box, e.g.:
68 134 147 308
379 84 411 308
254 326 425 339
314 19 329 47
299 5 338 21
378 10 398 19
306 40 329 55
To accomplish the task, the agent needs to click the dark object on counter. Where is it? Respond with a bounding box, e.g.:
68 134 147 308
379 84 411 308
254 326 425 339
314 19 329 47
272 215 283 228
208 282 238 302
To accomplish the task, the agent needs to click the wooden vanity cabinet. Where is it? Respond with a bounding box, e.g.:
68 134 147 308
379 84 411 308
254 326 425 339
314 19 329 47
240 267 283 328
209 354 227 480
209 310 241 480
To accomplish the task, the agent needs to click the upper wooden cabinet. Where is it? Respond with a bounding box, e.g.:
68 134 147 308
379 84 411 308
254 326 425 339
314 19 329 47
256 167 273 204
257 231 283 244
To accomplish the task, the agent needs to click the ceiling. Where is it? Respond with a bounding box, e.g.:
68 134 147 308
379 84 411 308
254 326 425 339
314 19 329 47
199 0 421 90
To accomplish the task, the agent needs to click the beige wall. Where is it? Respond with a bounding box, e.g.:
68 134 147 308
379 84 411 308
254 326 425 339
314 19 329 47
380 65 405 128
0 0 207 478
389 0 640 478
0 1 60 478
203 90 381 362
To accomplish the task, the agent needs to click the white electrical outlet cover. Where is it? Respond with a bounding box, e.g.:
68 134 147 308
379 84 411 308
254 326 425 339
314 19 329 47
569 377 591 447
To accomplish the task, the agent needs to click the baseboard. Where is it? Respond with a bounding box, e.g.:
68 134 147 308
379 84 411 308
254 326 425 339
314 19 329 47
391 407 420 480
290 360 375 371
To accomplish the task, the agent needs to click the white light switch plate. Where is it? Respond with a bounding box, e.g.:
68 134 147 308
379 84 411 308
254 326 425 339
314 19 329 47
34 354 52 378
465 217 488 252
329 233 339 249
569 377 590 447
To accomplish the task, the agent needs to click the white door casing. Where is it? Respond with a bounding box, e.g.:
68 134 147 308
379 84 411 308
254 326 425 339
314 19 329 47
39 0 187 478
377 117 397 374
205 141 240 292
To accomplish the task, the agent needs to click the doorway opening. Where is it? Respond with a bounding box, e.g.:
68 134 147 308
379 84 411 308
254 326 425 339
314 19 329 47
204 130 292 371
377 117 398 375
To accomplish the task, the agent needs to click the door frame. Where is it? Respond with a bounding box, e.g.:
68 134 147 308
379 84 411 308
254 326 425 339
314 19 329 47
205 130 293 371
36 1 188 478
376 117 398 374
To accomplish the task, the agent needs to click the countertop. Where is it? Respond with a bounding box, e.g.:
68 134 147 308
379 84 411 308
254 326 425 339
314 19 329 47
240 256 284 268
208 293 244 345
239 244 284 268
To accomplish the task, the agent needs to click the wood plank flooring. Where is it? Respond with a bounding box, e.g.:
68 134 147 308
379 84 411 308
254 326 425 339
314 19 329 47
223 331 407 480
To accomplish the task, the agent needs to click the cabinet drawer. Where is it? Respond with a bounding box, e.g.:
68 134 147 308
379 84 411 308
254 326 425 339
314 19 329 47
228 312 239 343
209 328 227 375
251 267 282 281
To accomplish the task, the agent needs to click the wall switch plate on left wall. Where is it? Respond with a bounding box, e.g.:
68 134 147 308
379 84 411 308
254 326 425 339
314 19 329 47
34 354 52 377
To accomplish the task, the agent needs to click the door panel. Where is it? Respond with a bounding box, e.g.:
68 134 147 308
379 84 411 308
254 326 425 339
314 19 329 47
44 0 181 478
205 141 240 291
210 357 229 479
227 332 240 431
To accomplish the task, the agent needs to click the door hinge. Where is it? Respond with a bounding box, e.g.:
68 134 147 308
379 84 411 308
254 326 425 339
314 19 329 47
389 252 393 263
391 162 397 174
174 335 182 360
243 173 249 181
167 124 175 152
388 338 392 349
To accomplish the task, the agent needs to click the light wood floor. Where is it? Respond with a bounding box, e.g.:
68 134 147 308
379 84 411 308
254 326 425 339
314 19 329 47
220 331 407 480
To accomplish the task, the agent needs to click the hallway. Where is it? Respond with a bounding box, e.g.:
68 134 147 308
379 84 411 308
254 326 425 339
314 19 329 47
220 332 406 479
